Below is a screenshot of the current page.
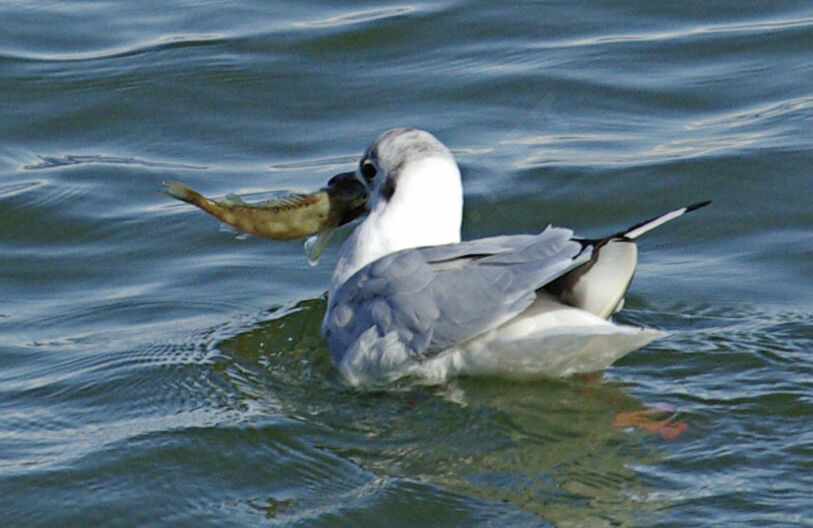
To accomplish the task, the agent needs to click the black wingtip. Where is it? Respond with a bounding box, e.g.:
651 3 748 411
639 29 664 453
685 200 712 213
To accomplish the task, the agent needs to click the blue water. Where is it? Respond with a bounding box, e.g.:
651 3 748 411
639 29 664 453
1 1 812 526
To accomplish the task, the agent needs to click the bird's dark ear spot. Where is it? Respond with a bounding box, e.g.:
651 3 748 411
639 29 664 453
382 177 396 201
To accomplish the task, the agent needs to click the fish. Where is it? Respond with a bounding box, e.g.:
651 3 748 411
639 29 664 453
162 171 368 260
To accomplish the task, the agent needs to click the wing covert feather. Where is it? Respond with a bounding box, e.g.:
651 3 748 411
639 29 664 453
324 227 591 363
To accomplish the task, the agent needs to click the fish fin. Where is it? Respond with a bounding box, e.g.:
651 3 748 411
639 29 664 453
260 193 318 210
305 227 336 266
223 193 247 205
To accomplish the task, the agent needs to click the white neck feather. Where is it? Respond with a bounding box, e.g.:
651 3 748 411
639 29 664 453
329 156 463 295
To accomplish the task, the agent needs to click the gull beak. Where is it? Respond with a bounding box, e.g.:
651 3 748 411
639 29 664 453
324 170 370 220
305 171 370 264
327 170 364 191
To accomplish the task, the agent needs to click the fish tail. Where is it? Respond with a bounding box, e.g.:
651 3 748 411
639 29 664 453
161 181 204 205
162 181 246 233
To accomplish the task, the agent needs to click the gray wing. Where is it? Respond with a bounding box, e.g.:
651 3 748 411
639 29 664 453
324 226 592 363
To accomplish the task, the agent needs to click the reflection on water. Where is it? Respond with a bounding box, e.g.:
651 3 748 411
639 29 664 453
213 298 689 525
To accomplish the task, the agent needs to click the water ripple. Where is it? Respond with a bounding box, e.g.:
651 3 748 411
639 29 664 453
538 14 813 50
687 94 813 131
0 33 228 63
294 6 417 28
504 130 767 168
266 154 358 173
23 154 206 171
0 178 48 199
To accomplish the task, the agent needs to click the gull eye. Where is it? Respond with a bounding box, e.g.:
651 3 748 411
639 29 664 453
360 160 377 181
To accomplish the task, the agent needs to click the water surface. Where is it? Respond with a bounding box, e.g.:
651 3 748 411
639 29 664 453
1 1 811 526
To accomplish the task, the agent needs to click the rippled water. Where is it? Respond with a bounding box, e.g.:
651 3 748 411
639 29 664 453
2 1 812 526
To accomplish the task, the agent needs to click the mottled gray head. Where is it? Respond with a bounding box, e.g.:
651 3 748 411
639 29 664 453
358 128 455 201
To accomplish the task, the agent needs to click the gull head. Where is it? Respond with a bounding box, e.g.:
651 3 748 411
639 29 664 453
329 128 464 291
358 128 458 207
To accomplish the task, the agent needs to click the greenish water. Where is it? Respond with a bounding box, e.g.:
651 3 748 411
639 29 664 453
1 1 812 526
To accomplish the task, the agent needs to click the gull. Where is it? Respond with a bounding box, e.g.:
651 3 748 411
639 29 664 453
322 128 709 386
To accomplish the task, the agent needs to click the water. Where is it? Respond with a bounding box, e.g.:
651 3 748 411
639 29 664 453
1 1 811 526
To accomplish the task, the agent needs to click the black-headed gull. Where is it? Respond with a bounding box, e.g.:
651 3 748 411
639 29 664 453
322 128 709 385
